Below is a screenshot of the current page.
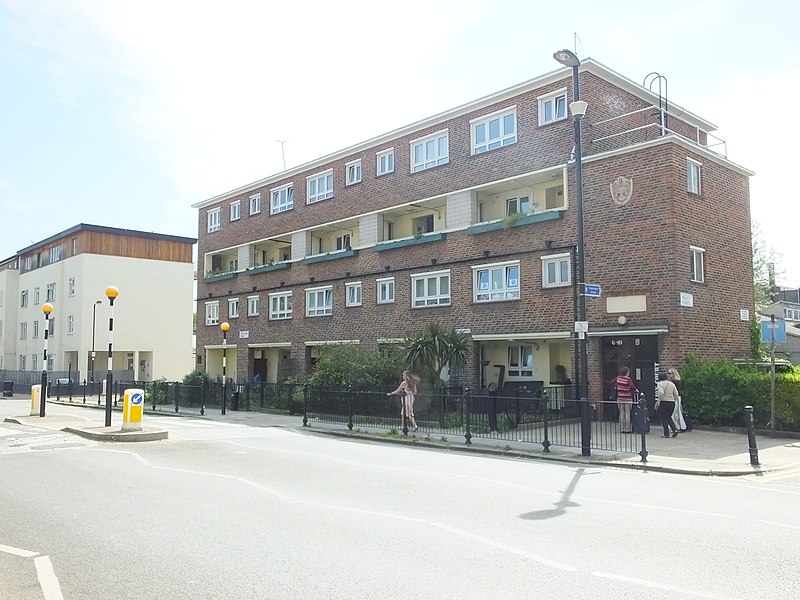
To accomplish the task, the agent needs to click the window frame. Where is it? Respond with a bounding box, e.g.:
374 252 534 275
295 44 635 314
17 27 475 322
67 315 74 335
345 159 362 186
228 298 240 319
207 207 221 232
471 106 517 155
249 193 262 215
205 301 220 326
473 261 521 303
269 291 293 320
410 270 451 308
20 322 27 340
46 283 56 302
270 184 294 215
230 200 241 221
376 148 395 176
410 130 449 173
690 246 705 283
305 286 333 317
687 158 702 195
20 290 28 307
376 277 395 304
538 89 568 126
247 295 260 317
507 345 534 378
345 282 362 307
306 169 334 204
68 277 76 297
541 253 572 288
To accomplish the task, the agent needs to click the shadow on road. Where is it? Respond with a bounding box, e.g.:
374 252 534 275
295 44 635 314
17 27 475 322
518 467 586 521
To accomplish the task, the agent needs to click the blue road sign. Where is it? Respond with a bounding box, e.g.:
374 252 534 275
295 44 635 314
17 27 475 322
761 320 786 344
130 392 144 406
583 284 602 297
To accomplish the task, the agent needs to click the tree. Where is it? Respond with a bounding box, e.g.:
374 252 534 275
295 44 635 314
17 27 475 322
752 222 784 312
400 322 470 386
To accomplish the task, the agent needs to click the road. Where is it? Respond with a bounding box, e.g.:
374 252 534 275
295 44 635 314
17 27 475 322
1 399 798 600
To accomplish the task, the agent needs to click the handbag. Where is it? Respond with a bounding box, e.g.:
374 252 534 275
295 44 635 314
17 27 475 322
608 385 618 402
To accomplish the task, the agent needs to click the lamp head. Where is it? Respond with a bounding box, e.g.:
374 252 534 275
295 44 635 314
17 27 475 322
553 49 580 68
105 285 119 300
42 302 54 315
94 300 102 306
220 322 230 332
570 100 588 119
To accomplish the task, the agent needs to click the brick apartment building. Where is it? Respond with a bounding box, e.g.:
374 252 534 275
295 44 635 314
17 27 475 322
192 57 755 400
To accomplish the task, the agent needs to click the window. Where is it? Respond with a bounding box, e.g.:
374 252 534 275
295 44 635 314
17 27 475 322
72 238 78 255
346 159 362 185
68 278 76 297
377 277 395 304
230 201 241 221
306 286 333 317
0 291 3 307
508 345 533 378
48 318 55 336
690 246 705 283
377 148 394 176
307 170 334 203
248 295 260 316
48 246 61 263
0 320 3 339
19 355 26 370
33 321 39 339
411 270 451 307
472 107 517 154
46 283 56 302
687 159 702 194
345 282 362 307
207 208 221 232
20 322 27 340
474 262 520 302
271 184 294 214
21 290 28 307
205 301 219 326
228 298 239 319
32 354 37 371
412 215 434 235
269 292 293 320
411 131 449 172
506 196 531 216
67 315 74 334
542 253 571 288
538 90 567 125
335 233 351 251
249 193 262 215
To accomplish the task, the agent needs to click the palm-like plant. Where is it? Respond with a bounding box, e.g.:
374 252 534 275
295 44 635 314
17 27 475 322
401 322 470 386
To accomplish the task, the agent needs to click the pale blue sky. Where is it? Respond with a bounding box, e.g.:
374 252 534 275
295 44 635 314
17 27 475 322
1 0 797 285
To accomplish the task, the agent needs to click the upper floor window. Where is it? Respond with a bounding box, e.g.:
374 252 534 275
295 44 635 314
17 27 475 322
228 298 240 319
411 130 449 173
377 148 395 176
474 261 520 303
248 295 260 316
471 107 517 154
784 306 800 321
690 246 705 283
46 283 56 302
307 170 334 203
506 196 531 216
335 233 351 251
346 159 362 185
411 270 450 307
345 282 362 307
67 315 75 335
269 291 293 320
19 355 26 370
377 277 395 304
271 184 294 214
207 208 221 232
306 286 333 317
249 193 262 215
230 201 241 221
31 354 37 371
687 159 702 194
32 320 39 339
48 246 62 264
541 253 571 288
72 237 78 255
205 301 219 326
48 318 55 337
68 278 76 297
21 290 28 307
20 322 27 340
538 90 567 125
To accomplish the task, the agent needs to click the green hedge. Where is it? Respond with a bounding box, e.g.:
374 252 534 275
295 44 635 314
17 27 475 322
682 356 800 430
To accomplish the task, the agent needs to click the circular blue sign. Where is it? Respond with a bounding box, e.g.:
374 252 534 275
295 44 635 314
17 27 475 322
130 393 144 406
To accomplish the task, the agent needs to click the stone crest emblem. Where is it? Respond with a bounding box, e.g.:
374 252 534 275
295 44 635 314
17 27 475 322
610 176 634 206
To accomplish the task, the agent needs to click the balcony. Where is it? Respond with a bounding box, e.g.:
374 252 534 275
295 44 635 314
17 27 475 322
373 232 447 252
467 210 564 236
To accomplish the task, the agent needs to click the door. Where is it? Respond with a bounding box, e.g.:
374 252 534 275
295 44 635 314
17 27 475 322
601 335 659 418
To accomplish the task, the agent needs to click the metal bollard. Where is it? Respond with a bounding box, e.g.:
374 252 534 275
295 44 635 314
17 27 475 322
744 405 759 466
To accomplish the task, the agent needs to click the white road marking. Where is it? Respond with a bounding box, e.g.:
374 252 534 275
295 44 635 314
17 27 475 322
35 555 65 600
592 571 740 599
296 499 428 524
757 519 800 531
0 543 38 557
236 477 293 500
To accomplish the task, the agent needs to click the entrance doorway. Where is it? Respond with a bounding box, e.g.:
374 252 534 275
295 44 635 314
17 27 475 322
601 335 659 417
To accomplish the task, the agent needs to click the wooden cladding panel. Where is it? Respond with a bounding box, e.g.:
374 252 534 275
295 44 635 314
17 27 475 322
80 231 193 263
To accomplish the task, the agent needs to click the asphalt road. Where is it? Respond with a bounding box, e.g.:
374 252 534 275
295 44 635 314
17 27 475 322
1 399 799 600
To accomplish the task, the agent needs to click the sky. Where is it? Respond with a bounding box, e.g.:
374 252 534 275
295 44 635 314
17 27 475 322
0 0 798 286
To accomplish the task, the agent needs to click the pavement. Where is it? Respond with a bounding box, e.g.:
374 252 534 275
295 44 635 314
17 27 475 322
4 393 800 477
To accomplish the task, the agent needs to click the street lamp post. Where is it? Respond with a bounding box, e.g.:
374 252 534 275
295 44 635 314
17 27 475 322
553 48 591 456
104 286 119 427
220 322 230 416
40 303 54 417
91 300 102 385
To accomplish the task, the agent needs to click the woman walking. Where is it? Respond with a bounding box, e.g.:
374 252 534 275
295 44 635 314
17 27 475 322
668 368 687 432
613 366 639 433
388 370 420 432
656 371 680 438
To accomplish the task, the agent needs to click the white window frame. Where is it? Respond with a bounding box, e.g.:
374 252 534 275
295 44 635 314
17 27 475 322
411 270 451 308
20 290 28 307
249 193 262 215
31 353 37 371
471 107 517 155
205 301 220 326
345 159 362 186
506 195 532 216
68 277 76 297
270 184 294 214
49 246 61 264
306 169 334 204
335 233 351 251
538 89 568 126
541 253 572 288
67 315 74 335
410 130 449 173
269 291 293 320
46 283 56 302
377 277 395 304
376 148 395 176
473 261 520 303
247 295 260 316
345 282 362 307
207 208 221 232
32 320 38 339
305 286 333 317
20 322 27 340
230 200 241 221
687 158 702 194
690 246 705 283
228 298 240 319
33 287 39 305
19 355 26 370
507 345 534 378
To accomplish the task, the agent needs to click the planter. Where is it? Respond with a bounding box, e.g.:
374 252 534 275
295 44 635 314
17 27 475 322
373 232 447 252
